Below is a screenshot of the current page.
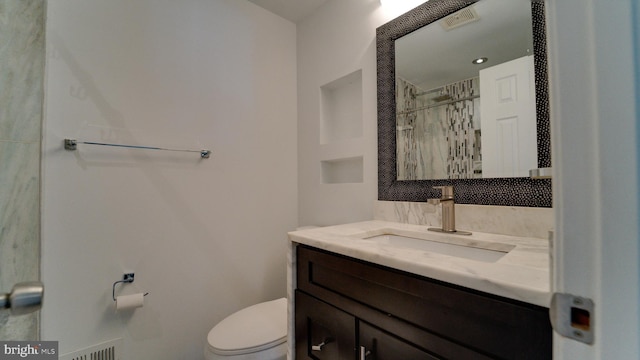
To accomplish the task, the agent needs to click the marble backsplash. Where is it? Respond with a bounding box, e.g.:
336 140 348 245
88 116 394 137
374 200 553 239
0 0 45 340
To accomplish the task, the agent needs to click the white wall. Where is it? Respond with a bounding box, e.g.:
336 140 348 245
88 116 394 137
297 0 400 226
41 0 297 358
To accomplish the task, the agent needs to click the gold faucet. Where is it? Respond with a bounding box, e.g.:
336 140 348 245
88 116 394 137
427 186 472 235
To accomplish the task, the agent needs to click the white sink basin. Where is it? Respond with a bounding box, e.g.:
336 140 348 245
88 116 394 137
363 234 514 263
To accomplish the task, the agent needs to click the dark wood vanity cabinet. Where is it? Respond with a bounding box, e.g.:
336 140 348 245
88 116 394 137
295 245 552 360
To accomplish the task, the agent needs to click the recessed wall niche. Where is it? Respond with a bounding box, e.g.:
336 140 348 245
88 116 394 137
321 157 364 184
320 70 363 144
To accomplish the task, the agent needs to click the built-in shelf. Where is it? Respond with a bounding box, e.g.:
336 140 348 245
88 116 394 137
321 156 363 184
320 70 363 145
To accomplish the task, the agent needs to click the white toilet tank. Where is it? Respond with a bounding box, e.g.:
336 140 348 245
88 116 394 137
204 298 287 360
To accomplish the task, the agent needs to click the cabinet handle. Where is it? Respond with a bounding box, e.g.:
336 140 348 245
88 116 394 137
311 341 326 351
360 346 371 360
312 337 333 351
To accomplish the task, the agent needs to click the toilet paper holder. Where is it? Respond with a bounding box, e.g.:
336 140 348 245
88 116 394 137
112 273 149 301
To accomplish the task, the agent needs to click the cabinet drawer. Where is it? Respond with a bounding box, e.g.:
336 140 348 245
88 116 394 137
296 245 551 359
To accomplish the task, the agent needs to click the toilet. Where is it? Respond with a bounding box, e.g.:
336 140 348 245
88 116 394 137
204 298 287 360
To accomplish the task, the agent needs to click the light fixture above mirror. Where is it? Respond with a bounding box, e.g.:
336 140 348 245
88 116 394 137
380 0 430 16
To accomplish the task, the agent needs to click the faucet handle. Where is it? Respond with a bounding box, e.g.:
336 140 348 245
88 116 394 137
433 186 454 198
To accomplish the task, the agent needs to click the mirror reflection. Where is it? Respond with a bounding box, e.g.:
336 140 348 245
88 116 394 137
395 0 537 180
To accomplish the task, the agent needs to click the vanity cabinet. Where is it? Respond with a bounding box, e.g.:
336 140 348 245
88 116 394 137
294 245 551 359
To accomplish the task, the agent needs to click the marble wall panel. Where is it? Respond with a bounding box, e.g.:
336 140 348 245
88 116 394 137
0 0 45 340
374 200 553 239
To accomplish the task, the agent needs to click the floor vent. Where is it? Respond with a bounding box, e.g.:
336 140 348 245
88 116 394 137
440 6 480 30
60 338 123 360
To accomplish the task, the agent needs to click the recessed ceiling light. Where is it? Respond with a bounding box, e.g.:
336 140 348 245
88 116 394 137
472 57 488 65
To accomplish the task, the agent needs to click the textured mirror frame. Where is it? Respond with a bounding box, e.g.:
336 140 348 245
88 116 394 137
377 0 551 207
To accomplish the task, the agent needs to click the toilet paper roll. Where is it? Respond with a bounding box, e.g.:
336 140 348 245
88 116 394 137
115 293 144 311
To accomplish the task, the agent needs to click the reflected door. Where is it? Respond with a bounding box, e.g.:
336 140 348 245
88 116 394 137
480 55 538 178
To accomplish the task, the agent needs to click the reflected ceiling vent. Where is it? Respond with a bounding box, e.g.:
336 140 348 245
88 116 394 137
440 7 480 30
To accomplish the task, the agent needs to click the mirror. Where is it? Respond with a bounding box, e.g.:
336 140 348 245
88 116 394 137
377 0 551 206
396 0 535 180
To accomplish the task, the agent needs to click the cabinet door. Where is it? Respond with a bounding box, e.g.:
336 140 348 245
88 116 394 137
359 321 440 360
296 290 356 360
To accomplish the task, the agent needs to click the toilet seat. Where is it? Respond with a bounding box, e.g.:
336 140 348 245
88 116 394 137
206 298 287 356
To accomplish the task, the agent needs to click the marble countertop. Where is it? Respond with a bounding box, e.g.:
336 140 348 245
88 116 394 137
288 220 551 307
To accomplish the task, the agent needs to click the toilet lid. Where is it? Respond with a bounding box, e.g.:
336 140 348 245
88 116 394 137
207 298 287 356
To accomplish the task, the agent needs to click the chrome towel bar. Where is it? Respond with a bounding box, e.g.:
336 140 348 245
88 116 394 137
64 138 211 159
